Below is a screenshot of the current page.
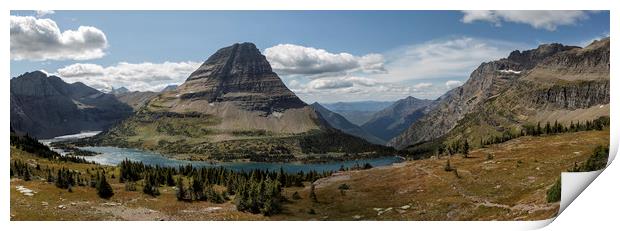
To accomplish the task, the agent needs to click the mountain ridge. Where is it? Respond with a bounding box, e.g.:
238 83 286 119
10 71 133 139
311 102 385 144
389 38 610 150
362 96 436 142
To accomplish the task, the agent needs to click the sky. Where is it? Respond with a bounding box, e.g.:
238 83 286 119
10 10 610 103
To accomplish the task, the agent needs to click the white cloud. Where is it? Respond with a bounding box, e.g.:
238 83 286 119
461 10 591 31
10 15 108 61
578 32 610 47
57 63 105 77
307 78 354 90
445 80 463 90
306 76 377 90
278 37 527 102
414 82 433 89
55 61 202 92
264 44 386 76
377 37 526 83
35 10 55 17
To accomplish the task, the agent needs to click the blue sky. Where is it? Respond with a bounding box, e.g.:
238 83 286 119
10 10 610 103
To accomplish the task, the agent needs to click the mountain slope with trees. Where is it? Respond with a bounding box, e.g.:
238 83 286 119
390 38 610 150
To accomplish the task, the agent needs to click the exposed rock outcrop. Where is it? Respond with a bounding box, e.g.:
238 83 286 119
177 42 306 113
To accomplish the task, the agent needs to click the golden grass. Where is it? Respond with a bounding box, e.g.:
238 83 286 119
273 129 609 221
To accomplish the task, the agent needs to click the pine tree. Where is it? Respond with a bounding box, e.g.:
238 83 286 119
166 170 175 186
143 173 160 197
23 167 32 181
462 139 470 158
309 183 318 203
176 177 187 201
97 174 114 199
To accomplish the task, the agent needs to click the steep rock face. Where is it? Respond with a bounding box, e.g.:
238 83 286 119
177 42 306 113
389 41 602 149
533 81 609 109
361 96 436 142
143 43 320 134
311 102 385 144
10 71 133 139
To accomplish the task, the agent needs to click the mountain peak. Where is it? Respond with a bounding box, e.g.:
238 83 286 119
505 43 578 69
186 42 268 82
158 42 307 113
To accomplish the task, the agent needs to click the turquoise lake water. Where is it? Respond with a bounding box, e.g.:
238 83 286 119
79 146 403 173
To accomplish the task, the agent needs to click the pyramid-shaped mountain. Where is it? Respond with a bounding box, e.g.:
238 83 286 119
85 42 392 161
178 42 306 113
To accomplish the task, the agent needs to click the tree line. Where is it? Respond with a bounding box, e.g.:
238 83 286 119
118 159 332 215
482 116 609 147
10 133 92 164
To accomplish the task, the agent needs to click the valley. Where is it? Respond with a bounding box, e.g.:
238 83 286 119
10 36 611 221
10 129 609 220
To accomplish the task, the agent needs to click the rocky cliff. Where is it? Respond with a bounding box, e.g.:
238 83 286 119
175 42 306 113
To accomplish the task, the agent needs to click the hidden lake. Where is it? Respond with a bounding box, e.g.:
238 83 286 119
42 131 403 173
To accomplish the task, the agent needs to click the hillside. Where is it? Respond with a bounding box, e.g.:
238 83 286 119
311 102 385 144
113 91 159 110
10 71 133 139
389 38 610 150
275 129 609 220
322 101 394 125
362 96 436 142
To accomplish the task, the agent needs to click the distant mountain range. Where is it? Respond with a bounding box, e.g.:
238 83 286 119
311 102 385 144
10 71 133 139
361 96 436 142
321 101 393 125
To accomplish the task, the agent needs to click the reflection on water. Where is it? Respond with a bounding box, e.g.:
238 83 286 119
80 146 403 173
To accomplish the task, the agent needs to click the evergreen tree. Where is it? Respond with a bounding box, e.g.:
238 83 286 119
143 173 160 197
176 177 187 201
462 139 470 158
96 173 114 199
309 183 318 203
166 170 175 186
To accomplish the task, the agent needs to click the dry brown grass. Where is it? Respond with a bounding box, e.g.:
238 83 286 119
10 148 264 221
272 129 609 221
